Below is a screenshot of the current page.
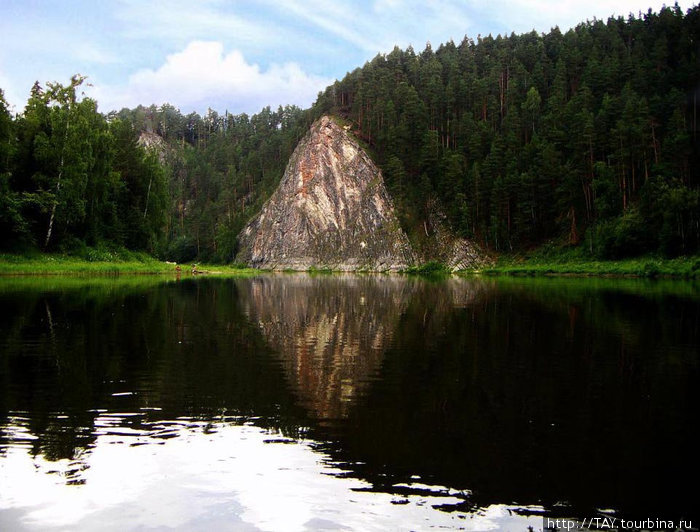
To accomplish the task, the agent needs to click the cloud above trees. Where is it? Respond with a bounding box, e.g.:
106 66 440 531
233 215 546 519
0 0 693 115
91 41 332 114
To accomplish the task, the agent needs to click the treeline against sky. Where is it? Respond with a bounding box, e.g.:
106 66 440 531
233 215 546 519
314 4 700 257
0 77 167 256
1 5 699 261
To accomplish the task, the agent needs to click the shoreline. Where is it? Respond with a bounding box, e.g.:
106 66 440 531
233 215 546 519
477 256 700 279
0 254 258 277
1 254 698 279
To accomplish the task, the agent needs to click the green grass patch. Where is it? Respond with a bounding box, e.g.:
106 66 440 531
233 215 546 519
0 252 173 275
479 254 700 279
403 261 451 276
0 252 263 277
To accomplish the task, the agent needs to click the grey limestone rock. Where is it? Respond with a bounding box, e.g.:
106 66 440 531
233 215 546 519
236 116 415 271
425 199 493 271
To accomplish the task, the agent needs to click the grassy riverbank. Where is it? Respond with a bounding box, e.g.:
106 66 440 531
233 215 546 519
3 251 699 279
479 253 700 278
0 253 258 276
0 253 170 275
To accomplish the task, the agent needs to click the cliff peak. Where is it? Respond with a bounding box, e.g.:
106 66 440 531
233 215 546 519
236 116 414 271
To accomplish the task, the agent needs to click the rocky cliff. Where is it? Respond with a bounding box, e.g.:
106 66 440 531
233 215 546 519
236 116 415 271
137 131 170 164
423 199 492 270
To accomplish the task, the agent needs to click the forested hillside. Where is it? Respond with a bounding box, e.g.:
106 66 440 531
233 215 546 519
314 4 700 257
0 77 168 256
113 104 311 262
0 78 311 262
1 5 698 263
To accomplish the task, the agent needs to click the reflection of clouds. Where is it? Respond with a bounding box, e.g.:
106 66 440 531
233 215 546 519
0 421 542 531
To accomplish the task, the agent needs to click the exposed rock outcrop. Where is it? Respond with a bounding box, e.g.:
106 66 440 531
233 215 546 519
424 199 493 271
236 116 414 271
137 131 170 164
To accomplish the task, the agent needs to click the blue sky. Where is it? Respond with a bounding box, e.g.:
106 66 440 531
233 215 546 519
0 0 693 116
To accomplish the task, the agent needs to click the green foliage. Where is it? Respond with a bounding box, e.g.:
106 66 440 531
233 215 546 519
483 254 700 278
657 182 700 256
315 5 699 259
0 251 171 275
165 235 198 263
592 207 653 258
1 80 312 262
1 5 699 264
0 78 176 258
404 261 451 275
0 174 31 248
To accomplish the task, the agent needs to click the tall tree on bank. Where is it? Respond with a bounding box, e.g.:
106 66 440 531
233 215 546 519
2 77 170 254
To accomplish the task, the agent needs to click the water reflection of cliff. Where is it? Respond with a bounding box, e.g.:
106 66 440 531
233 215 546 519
2 276 698 521
239 275 489 421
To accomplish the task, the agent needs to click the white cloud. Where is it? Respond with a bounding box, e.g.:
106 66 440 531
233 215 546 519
271 0 474 54
72 45 121 66
91 41 333 115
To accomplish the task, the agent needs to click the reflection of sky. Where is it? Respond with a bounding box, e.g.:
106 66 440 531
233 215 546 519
1 419 542 531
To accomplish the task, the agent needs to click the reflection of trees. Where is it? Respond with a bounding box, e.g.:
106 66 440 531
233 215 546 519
1 275 696 520
319 277 699 519
0 278 303 472
0 274 492 473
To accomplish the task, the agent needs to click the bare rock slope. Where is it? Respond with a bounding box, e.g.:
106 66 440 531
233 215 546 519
236 116 414 271
424 199 492 271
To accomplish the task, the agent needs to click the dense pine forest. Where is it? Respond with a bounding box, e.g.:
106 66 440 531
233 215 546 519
316 4 700 258
1 5 698 263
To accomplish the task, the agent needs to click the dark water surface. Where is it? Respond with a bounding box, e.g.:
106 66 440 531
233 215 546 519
0 274 697 531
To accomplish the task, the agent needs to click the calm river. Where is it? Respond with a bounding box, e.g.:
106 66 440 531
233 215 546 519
0 274 697 531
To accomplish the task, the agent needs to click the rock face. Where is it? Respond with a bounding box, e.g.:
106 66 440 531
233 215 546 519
236 116 414 271
425 199 493 271
137 131 169 164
